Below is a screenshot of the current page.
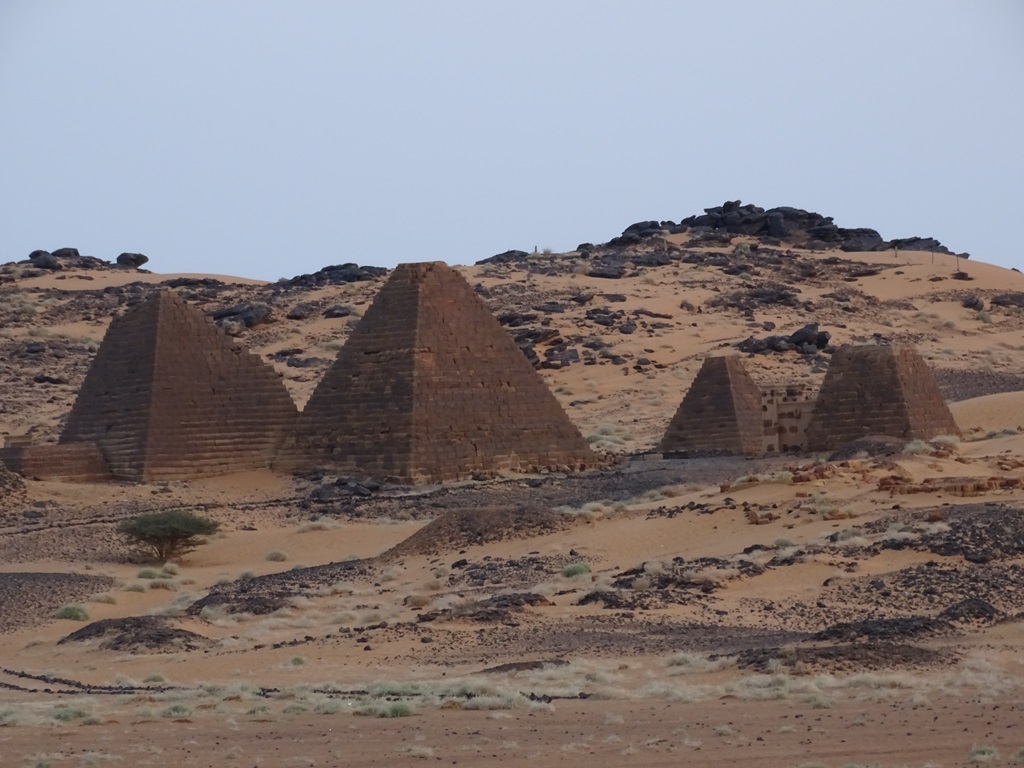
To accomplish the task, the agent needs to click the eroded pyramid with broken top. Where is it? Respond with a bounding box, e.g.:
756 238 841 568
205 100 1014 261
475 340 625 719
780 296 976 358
804 344 960 451
660 355 765 457
60 290 298 481
276 261 596 483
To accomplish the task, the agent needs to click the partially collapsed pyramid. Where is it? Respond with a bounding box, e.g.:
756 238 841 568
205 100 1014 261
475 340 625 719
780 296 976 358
660 356 764 457
276 261 596 483
61 290 298 481
804 344 960 451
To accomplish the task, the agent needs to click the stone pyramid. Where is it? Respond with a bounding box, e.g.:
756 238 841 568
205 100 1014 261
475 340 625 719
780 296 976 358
660 355 765 457
61 290 298 481
276 261 596 483
804 344 960 451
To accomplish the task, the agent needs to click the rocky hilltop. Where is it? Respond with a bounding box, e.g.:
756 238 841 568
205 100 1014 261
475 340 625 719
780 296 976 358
1 201 1021 452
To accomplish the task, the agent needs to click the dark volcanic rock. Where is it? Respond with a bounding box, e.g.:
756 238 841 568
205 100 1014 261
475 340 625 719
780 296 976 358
532 301 566 314
587 262 627 280
737 323 830 355
735 643 947 673
542 344 580 368
933 368 1024 402
586 307 623 327
497 312 538 327
418 592 553 624
28 250 60 270
812 616 947 643
477 249 530 266
323 305 353 319
937 597 1003 626
280 263 387 288
672 200 962 256
116 252 149 268
709 282 801 313
59 616 210 652
828 435 906 461
212 302 273 333
286 303 314 320
0 573 116 634
383 506 564 558
990 292 1024 309
922 504 1024 562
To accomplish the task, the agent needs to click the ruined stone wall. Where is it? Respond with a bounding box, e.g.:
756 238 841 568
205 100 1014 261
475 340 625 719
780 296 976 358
61 291 298 481
0 443 111 482
660 356 764 457
805 344 960 452
278 262 596 483
760 383 817 454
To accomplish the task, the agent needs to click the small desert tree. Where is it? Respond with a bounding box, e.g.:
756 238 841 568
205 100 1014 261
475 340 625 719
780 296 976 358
118 509 220 563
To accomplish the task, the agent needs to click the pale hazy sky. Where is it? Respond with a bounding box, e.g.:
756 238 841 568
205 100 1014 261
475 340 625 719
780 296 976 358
2 1 1022 280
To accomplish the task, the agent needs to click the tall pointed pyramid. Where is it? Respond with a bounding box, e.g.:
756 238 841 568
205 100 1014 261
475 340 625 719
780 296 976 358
660 356 765 457
275 262 596 483
61 290 298 481
805 344 960 451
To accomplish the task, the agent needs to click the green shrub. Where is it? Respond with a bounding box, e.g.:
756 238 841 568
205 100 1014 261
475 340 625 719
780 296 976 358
265 550 288 562
314 699 347 714
562 562 591 578
50 704 90 721
970 744 999 763
356 701 415 718
54 604 89 621
118 510 220 563
902 439 933 455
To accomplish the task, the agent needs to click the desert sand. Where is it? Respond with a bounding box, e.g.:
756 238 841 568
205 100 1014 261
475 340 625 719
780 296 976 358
3 219 1024 766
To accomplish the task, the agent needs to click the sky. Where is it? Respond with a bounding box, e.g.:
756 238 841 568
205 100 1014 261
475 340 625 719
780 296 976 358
1 1 1022 280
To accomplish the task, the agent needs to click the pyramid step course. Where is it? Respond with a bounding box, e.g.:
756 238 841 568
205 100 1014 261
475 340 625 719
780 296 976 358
60 290 299 482
805 344 960 451
660 355 765 457
660 344 958 458
276 261 598 483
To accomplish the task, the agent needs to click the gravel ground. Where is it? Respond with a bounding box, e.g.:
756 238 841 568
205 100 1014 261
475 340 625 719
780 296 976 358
0 572 115 634
305 455 794 522
934 368 1024 402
